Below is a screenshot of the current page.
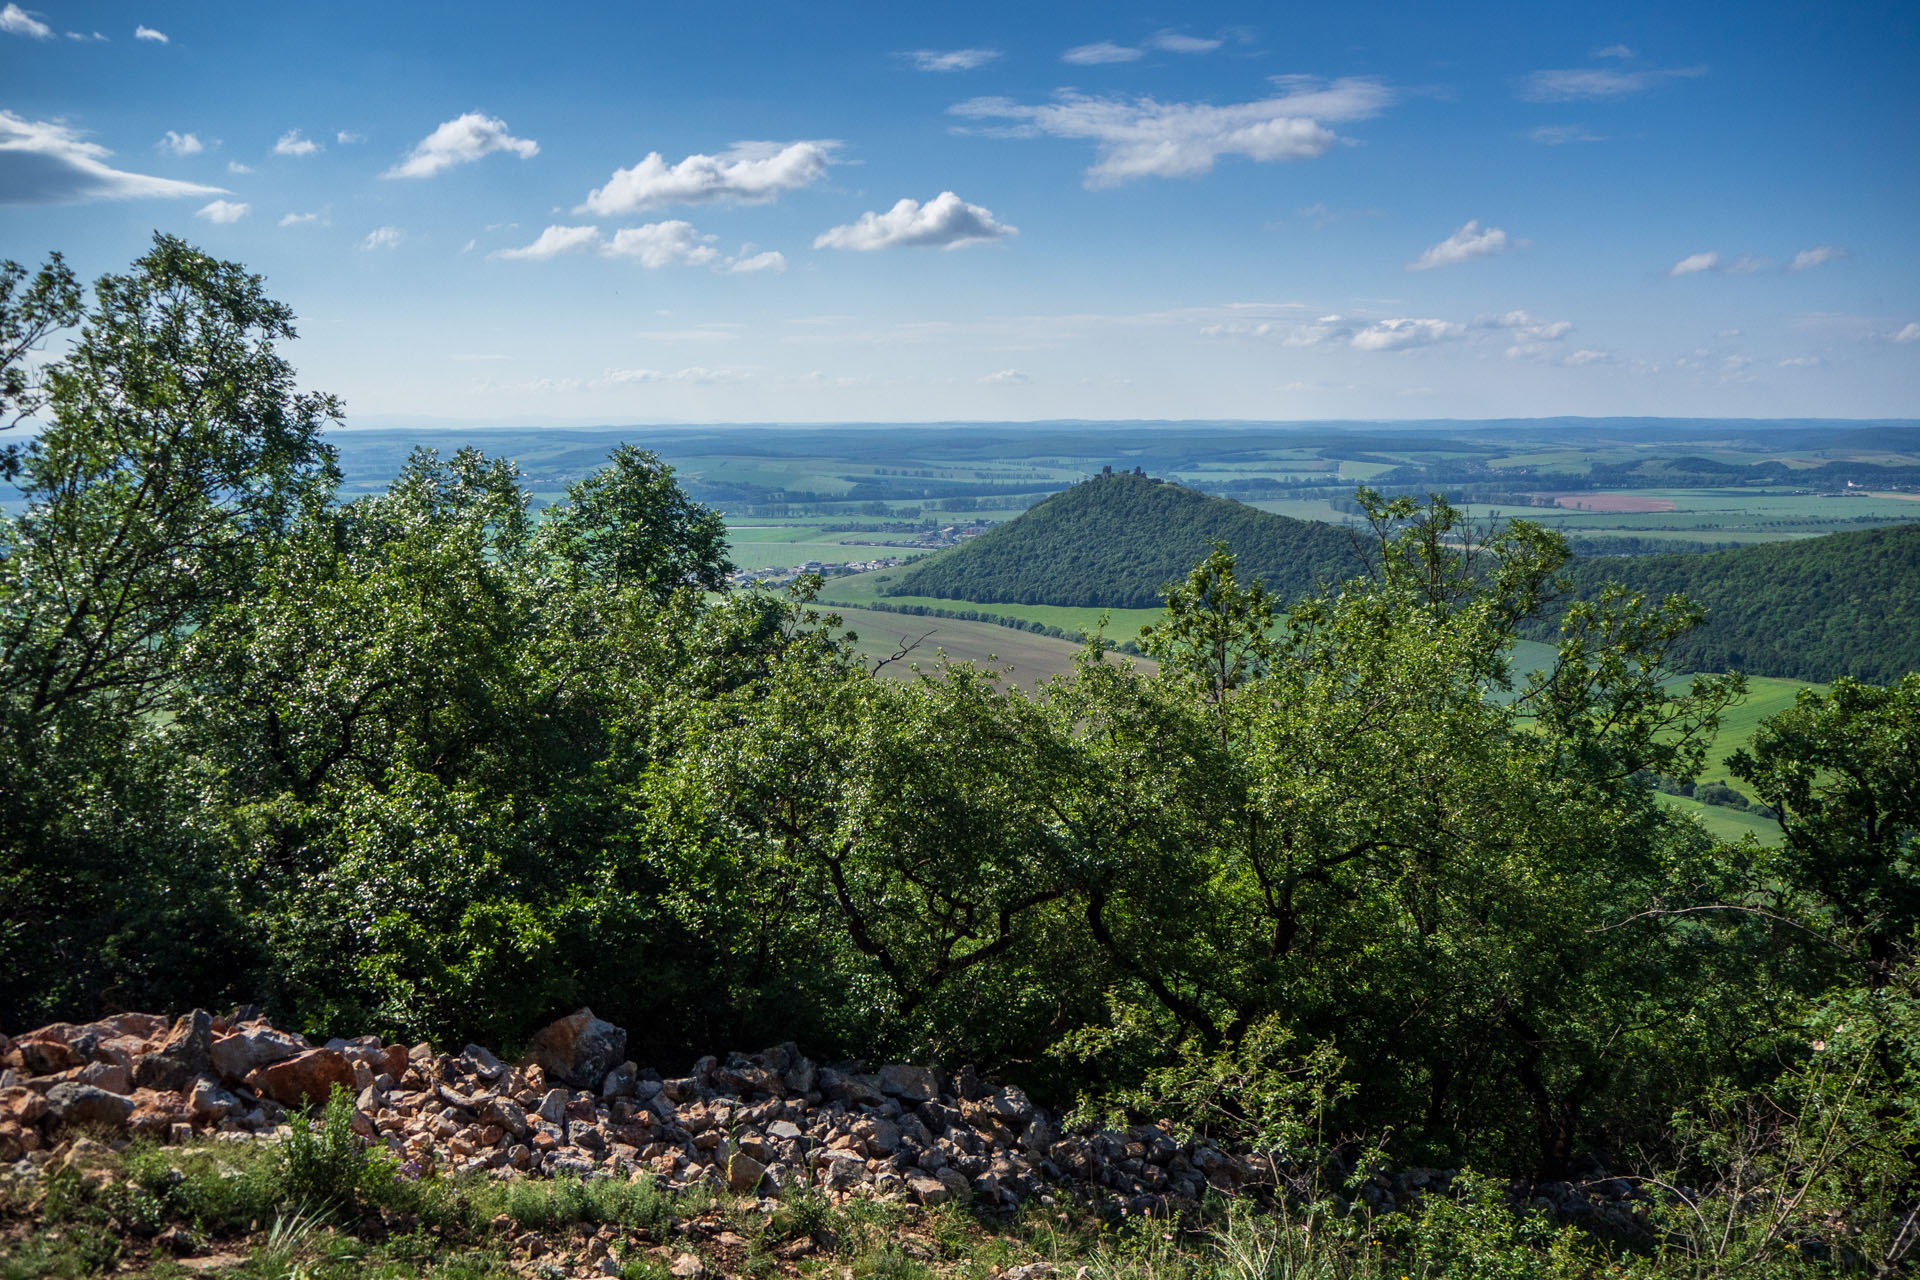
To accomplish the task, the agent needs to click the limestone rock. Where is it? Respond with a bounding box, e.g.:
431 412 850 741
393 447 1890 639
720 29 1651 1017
877 1063 938 1102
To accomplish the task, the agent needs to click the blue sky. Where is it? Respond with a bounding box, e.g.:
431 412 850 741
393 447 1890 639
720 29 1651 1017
3 0 1916 424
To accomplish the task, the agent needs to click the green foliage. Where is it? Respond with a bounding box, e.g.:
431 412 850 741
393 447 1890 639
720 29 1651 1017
1730 674 1920 985
279 1086 379 1216
887 472 1362 609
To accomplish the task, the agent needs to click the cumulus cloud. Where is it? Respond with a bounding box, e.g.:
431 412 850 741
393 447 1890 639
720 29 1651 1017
1564 348 1613 365
227 160 252 173
0 110 227 204
1062 41 1143 64
1593 44 1636 59
273 129 319 157
492 222 768 271
980 368 1031 385
605 221 718 267
195 198 248 223
906 48 998 71
335 130 364 144
1349 318 1463 351
133 24 166 42
725 249 787 273
1893 322 1920 344
1778 355 1823 368
1408 220 1510 271
580 141 831 213
66 30 108 41
1476 309 1574 357
1669 251 1719 276
385 112 537 179
159 130 203 156
491 224 603 260
1 5 52 38
279 210 325 227
1790 245 1849 271
362 226 403 250
951 76 1391 186
814 191 1016 251
1521 65 1706 101
1150 31 1222 53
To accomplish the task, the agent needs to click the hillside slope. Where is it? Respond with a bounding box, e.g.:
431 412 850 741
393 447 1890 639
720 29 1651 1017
1556 522 1920 683
886 472 1364 608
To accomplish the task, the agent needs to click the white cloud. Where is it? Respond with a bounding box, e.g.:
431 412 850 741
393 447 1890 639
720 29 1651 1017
1778 355 1823 368
335 130 364 144
906 48 999 71
1521 65 1706 101
1408 220 1511 271
384 112 537 179
159 130 203 156
227 160 252 174
1564 348 1613 365
1 5 51 38
491 224 602 260
1669 251 1719 277
980 368 1031 384
1474 309 1573 357
725 249 787 274
814 191 1016 251
1592 44 1635 59
580 140 831 213
273 129 319 157
195 198 248 223
1149 31 1222 53
1350 318 1463 351
66 30 108 41
952 76 1392 186
0 110 227 203
1062 41 1143 64
1893 322 1920 344
278 210 326 227
133 24 167 43
601 366 747 386
1529 124 1602 144
1790 245 1848 271
605 221 719 267
362 226 403 250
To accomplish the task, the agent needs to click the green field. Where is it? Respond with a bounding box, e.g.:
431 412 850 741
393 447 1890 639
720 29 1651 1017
814 568 1166 639
828 605 1142 690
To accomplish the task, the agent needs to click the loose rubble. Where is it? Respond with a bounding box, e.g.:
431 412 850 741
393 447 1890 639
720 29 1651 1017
0 1007 1643 1228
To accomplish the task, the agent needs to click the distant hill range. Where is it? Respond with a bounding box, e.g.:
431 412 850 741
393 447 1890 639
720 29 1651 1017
1554 523 1920 684
886 472 1920 684
885 471 1364 610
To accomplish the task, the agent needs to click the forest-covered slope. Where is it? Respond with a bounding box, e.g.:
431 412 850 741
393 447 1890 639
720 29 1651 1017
1561 523 1920 683
886 472 1363 608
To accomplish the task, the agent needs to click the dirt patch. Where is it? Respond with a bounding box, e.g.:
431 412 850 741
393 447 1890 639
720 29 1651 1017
1538 493 1677 513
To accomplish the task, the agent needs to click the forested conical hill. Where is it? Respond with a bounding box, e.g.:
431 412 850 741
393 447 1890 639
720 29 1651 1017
885 472 1364 608
1557 522 1920 683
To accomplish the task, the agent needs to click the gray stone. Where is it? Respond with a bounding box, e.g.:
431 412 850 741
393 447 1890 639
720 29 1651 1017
45 1082 136 1129
133 1010 212 1092
876 1063 938 1102
523 1009 628 1090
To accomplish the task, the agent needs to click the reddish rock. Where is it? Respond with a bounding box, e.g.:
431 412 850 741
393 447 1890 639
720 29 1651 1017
523 1009 628 1089
77 1061 131 1095
0 1086 48 1125
246 1047 357 1108
15 1036 81 1076
127 1090 190 1139
209 1023 308 1082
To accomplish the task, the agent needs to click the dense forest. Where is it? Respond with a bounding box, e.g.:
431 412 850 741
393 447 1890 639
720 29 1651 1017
1557 524 1920 682
886 472 1363 608
3 241 1917 1277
